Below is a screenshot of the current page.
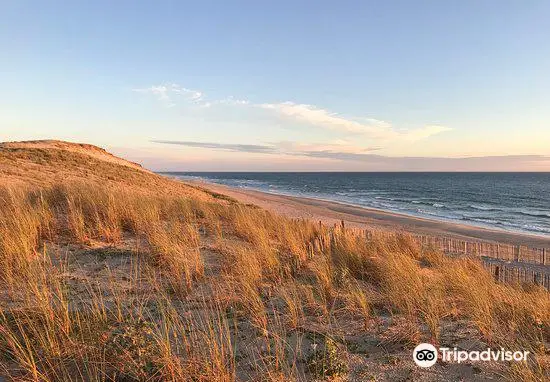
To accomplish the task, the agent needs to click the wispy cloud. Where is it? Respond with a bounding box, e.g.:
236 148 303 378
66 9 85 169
135 83 451 141
258 102 392 136
151 139 406 162
133 84 203 108
258 102 451 141
151 139 550 170
151 140 276 154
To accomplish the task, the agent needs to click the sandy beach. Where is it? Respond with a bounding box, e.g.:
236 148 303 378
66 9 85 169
195 181 550 249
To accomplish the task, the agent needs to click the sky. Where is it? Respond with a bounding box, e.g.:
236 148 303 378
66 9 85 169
1 1 549 171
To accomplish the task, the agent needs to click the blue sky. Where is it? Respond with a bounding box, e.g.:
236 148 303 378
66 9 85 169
1 1 549 170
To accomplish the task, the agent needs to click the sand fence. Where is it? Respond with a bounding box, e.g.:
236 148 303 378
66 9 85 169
307 221 550 290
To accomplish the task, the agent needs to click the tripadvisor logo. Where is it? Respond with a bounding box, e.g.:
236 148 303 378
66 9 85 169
413 343 530 368
413 343 438 367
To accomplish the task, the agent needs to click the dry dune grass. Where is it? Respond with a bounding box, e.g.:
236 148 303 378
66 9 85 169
0 142 549 381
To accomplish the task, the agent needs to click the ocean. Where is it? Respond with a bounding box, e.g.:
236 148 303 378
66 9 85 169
164 172 550 237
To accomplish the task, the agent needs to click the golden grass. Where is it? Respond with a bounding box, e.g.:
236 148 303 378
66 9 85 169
145 220 204 296
0 179 548 381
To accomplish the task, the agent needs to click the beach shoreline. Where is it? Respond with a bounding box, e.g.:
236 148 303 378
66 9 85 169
191 180 550 249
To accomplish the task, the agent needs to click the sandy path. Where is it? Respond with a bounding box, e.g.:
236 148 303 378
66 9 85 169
193 181 550 249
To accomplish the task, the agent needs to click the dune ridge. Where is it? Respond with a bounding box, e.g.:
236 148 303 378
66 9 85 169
1 140 146 172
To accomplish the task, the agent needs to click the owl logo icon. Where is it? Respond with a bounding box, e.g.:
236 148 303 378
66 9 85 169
413 343 438 367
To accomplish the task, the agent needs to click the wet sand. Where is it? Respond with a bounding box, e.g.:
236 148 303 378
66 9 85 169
194 181 550 249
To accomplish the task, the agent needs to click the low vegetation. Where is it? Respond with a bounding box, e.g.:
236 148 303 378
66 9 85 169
0 142 548 381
